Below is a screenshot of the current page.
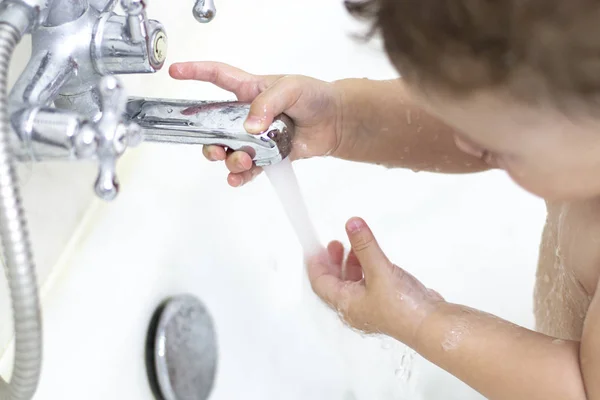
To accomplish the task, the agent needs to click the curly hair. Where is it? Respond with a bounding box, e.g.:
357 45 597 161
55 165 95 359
345 0 600 107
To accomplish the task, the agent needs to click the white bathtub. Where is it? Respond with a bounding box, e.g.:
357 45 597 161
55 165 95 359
0 1 547 399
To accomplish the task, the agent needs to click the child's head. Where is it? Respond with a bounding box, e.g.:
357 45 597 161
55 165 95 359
348 0 600 200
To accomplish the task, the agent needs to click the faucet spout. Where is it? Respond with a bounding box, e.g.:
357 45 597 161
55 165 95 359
125 98 294 166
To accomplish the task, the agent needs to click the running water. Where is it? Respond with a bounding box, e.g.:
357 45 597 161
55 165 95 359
264 158 323 258
264 158 417 399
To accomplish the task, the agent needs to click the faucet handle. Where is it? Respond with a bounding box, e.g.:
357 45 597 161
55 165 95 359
121 0 147 43
93 76 142 201
193 0 216 23
94 0 167 74
121 0 144 14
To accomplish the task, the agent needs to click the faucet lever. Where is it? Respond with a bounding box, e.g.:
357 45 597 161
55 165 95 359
193 0 216 23
94 76 142 201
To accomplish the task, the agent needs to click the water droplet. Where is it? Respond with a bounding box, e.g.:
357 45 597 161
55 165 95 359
406 110 412 125
381 340 392 350
552 339 565 345
394 369 404 378
167 108 173 114
544 274 550 283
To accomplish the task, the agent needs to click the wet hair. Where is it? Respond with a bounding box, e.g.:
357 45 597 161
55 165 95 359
345 0 600 109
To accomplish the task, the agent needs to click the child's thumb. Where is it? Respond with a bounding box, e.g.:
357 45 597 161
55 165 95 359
345 217 392 282
244 77 302 134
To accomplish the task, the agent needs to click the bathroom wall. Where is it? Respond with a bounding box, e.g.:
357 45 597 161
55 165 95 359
0 38 98 356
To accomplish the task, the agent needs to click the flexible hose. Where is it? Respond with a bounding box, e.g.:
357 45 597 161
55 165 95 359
0 22 42 400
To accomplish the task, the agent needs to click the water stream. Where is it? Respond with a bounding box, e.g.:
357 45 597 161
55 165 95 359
263 158 417 399
263 158 322 258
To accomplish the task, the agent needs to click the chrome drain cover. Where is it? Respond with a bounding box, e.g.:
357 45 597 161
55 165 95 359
147 294 218 400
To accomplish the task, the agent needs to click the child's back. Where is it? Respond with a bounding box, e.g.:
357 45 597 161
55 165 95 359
537 200 598 340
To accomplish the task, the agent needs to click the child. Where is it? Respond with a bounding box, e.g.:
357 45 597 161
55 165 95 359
170 1 600 398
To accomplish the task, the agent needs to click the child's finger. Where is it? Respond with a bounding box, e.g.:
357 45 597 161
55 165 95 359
225 151 253 173
227 173 243 187
202 145 226 161
226 167 263 187
169 62 280 102
327 241 345 269
169 61 252 89
244 76 302 134
344 250 364 282
306 251 346 308
345 217 392 283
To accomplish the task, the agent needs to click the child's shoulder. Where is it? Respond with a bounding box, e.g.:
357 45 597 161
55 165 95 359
537 201 598 340
544 200 600 295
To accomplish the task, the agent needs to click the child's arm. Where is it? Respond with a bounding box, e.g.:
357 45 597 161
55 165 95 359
334 78 491 173
170 62 490 186
307 217 598 400
414 302 589 400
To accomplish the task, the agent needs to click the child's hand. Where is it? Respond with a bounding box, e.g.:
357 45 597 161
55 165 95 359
169 62 342 187
307 217 445 348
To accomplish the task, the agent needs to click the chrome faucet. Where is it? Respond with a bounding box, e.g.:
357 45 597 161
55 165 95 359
7 0 294 201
